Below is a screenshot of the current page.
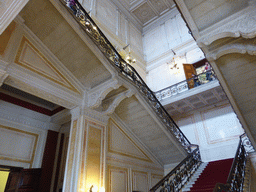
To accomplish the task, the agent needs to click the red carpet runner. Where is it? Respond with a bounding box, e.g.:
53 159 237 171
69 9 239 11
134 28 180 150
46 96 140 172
189 158 233 192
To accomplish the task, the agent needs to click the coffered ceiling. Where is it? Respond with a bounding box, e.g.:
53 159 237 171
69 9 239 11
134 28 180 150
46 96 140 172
112 0 175 28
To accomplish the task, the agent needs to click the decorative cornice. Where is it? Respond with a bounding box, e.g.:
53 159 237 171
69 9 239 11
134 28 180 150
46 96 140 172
88 78 121 109
0 107 60 131
197 6 256 47
4 76 77 109
206 41 256 61
103 89 134 115
51 108 71 125
83 106 109 125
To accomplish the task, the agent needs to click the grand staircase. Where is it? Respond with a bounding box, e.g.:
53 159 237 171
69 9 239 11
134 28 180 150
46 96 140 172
183 158 233 192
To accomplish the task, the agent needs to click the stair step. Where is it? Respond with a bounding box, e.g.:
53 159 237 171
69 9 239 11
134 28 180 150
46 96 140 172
181 162 208 191
184 158 233 192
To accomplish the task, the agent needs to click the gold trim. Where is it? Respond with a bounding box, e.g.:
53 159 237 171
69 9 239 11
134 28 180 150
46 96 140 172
107 165 128 192
85 126 102 191
0 21 16 55
0 125 39 168
132 170 148 191
65 119 77 191
15 36 80 94
108 119 153 163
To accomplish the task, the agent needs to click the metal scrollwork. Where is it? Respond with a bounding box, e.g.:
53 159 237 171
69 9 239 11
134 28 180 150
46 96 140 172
61 0 192 152
213 133 255 192
155 70 216 101
150 145 201 192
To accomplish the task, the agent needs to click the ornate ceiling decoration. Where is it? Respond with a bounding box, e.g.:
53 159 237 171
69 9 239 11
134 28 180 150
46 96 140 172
112 0 175 28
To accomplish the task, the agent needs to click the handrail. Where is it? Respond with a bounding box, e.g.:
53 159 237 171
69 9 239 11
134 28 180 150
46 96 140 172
150 145 201 192
61 0 193 152
154 69 216 101
213 133 255 192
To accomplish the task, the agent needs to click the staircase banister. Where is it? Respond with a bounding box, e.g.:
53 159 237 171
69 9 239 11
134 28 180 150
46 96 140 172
61 0 192 151
213 133 251 192
149 145 200 192
226 138 242 184
154 69 215 94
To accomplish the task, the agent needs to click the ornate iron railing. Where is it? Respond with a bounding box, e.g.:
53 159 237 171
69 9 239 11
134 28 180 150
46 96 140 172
213 133 255 192
150 145 201 192
155 70 216 101
61 0 193 152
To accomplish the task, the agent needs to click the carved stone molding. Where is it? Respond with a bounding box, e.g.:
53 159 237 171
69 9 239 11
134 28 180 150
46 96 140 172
4 76 77 109
206 41 256 61
0 108 60 131
198 6 256 47
0 69 8 86
88 78 121 109
0 0 29 34
83 106 109 125
102 89 134 115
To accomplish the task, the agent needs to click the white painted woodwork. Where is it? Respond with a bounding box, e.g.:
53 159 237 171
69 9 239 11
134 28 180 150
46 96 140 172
162 82 228 117
115 96 185 164
0 0 29 34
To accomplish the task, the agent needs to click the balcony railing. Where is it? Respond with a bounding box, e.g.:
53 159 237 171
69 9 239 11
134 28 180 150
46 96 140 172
61 0 196 153
213 133 255 192
150 145 201 192
155 70 216 101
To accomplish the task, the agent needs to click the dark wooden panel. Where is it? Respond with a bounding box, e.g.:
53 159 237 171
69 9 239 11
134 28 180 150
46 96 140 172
39 130 59 192
18 169 41 192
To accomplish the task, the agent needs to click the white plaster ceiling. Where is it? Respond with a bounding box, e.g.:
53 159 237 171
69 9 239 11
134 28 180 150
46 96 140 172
112 0 175 27
163 85 228 117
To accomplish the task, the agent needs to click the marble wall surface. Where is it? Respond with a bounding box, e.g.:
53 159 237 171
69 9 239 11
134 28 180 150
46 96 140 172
77 0 146 80
175 103 244 162
143 13 204 92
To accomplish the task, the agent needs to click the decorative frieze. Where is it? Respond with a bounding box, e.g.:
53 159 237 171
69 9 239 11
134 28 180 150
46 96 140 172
198 6 256 47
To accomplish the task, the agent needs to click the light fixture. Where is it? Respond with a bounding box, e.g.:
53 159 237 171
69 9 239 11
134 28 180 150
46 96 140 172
168 49 186 74
125 52 136 64
89 185 98 192
119 44 136 65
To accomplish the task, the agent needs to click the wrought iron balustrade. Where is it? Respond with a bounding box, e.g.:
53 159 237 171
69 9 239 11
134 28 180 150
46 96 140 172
150 145 201 192
213 133 255 192
155 70 216 101
61 0 193 152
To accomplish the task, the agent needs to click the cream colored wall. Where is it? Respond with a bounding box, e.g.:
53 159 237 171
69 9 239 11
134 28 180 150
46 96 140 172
0 100 60 168
174 103 244 162
215 53 256 145
106 118 163 192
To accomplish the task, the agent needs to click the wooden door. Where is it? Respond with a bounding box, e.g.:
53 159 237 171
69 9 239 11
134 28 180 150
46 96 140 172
183 64 195 89
5 170 22 192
